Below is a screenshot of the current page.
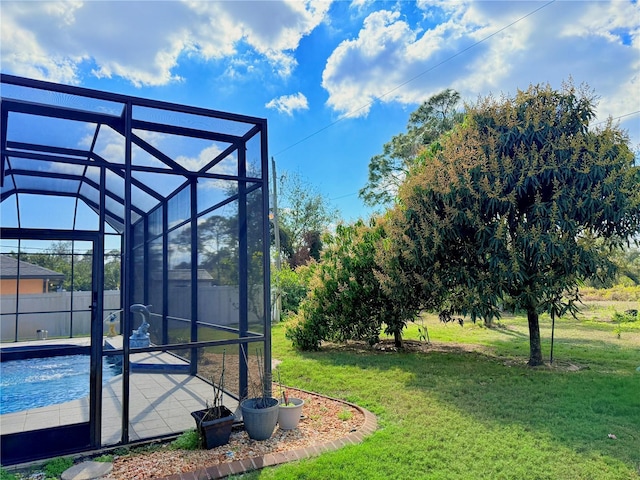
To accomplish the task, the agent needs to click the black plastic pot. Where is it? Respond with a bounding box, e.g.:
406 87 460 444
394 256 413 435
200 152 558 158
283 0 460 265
191 406 235 449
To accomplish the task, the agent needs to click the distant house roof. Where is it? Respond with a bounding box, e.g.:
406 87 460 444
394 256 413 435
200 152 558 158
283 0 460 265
0 255 65 280
168 269 214 281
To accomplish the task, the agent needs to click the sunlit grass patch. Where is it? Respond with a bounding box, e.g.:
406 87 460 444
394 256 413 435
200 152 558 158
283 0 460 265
248 301 640 480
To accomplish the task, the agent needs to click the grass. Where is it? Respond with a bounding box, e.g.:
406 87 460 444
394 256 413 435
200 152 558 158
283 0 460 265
232 302 639 479
169 429 201 451
43 457 73 479
337 408 353 421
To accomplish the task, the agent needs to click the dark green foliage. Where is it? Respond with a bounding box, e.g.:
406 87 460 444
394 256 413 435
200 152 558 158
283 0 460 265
586 247 640 288
384 81 640 366
285 313 324 351
271 224 295 260
286 220 418 350
196 214 240 286
359 89 464 207
10 243 121 291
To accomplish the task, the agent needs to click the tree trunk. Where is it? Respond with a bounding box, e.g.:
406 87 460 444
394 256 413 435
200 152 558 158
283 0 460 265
394 330 403 349
527 307 544 366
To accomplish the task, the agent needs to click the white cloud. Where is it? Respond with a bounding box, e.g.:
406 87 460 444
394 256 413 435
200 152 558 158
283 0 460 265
322 10 421 117
175 144 226 172
321 0 640 129
221 0 330 75
91 126 126 165
265 92 309 116
349 0 375 13
552 1 640 124
559 1 639 44
0 2 85 83
0 0 332 86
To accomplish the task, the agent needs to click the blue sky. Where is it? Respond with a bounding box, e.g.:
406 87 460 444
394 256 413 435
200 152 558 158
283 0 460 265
1 0 639 222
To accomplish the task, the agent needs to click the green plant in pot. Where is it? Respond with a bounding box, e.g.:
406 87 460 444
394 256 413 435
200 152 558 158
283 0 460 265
240 348 279 441
276 370 304 430
191 350 235 449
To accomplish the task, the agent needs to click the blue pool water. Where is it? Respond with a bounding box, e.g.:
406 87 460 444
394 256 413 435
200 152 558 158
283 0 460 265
0 355 121 415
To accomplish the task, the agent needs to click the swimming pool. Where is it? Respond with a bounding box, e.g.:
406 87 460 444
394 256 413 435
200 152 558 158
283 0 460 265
0 354 121 415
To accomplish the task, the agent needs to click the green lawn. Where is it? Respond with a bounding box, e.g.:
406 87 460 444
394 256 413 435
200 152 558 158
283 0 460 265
235 305 640 479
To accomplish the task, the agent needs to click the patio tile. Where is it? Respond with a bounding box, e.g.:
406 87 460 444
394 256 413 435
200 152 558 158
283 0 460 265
133 426 171 438
24 414 60 429
153 400 186 412
0 415 26 434
60 411 89 423
165 418 194 431
1 347 222 446
137 417 169 430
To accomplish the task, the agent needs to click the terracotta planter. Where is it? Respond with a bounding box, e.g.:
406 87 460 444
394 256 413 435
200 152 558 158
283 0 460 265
277 398 304 430
240 397 279 440
191 406 235 449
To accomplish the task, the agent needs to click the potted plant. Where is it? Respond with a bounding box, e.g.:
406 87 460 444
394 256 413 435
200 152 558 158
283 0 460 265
191 351 235 449
240 349 279 440
277 379 304 430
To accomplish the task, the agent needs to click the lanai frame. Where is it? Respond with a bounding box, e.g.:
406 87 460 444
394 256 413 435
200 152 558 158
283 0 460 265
0 73 271 463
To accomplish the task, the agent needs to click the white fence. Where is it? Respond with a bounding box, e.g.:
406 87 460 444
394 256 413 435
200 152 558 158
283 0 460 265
0 286 263 342
0 291 120 341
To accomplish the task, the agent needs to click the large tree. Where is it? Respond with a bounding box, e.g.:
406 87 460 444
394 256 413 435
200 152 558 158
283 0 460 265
359 89 464 207
277 170 338 267
384 82 640 366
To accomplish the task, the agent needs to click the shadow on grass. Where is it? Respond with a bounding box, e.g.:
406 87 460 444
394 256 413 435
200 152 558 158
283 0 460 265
489 323 529 339
490 334 639 372
297 335 640 473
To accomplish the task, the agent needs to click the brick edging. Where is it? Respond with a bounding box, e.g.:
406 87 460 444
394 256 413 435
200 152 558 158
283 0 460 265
155 391 378 480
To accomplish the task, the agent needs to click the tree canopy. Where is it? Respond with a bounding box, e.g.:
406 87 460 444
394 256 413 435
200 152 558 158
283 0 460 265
11 242 121 291
359 89 464 207
383 81 640 366
276 170 338 267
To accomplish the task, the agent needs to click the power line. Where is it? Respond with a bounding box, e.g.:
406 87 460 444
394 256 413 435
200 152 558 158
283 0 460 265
274 0 557 157
594 110 640 126
329 191 359 201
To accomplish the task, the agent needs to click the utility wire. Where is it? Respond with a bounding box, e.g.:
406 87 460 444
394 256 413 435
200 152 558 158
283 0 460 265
274 0 557 157
594 110 640 126
330 191 359 201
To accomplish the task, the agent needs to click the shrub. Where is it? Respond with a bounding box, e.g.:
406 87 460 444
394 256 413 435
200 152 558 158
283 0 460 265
612 310 638 323
285 313 325 351
286 220 417 350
